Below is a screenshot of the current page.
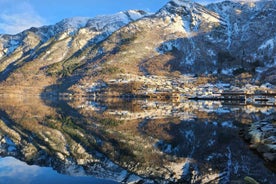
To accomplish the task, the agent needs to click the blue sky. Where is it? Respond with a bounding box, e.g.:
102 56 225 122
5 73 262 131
0 0 222 35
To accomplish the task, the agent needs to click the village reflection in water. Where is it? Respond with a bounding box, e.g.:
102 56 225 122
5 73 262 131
79 97 275 121
0 94 276 183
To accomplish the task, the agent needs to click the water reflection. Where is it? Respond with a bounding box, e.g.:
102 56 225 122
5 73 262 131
79 98 274 123
0 95 275 183
0 157 117 184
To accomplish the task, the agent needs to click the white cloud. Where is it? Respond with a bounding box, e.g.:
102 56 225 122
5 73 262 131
0 12 45 34
0 1 46 35
0 157 40 183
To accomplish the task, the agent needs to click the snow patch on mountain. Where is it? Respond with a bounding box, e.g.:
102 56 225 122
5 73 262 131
86 10 149 33
259 38 275 51
126 10 150 20
57 17 90 31
225 14 232 49
0 35 22 57
172 0 192 8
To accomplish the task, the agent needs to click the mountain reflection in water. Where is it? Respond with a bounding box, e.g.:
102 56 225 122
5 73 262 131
0 157 117 184
0 95 275 183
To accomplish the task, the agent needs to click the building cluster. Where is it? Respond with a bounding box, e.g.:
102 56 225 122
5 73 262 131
83 74 276 104
74 74 276 121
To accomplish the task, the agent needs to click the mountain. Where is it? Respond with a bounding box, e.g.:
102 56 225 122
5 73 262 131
0 10 149 93
1 1 276 183
0 0 276 93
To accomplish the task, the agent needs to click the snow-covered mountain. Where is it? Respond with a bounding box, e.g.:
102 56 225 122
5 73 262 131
0 10 148 82
154 0 276 78
0 0 276 90
0 9 148 51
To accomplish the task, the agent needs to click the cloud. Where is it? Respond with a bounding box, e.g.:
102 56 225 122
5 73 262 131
0 13 45 34
0 1 46 35
0 157 40 183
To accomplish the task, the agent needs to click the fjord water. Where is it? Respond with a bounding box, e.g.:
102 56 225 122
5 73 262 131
0 95 275 183
0 157 117 184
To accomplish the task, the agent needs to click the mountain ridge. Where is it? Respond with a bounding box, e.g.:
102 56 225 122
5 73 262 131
0 0 276 95
0 10 149 90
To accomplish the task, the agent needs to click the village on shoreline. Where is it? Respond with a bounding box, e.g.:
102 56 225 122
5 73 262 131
73 74 276 106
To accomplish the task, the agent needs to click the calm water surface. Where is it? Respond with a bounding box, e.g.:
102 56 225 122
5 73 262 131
0 157 117 184
0 95 275 183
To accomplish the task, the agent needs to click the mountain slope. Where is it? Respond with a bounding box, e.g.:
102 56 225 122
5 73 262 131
60 0 226 88
0 0 276 94
55 0 276 91
0 10 149 93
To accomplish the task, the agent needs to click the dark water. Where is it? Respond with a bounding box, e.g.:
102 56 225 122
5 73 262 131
0 95 275 183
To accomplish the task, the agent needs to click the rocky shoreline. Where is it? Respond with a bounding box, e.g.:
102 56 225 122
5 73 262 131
242 118 276 172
